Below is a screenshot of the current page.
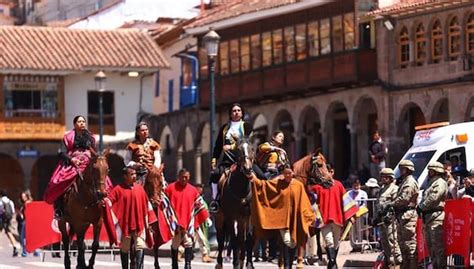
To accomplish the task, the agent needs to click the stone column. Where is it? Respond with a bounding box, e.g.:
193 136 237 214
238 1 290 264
349 124 358 172
177 147 183 171
195 147 202 184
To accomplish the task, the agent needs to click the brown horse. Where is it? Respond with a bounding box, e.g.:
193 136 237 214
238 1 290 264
143 164 165 269
214 136 255 269
292 149 332 265
58 150 109 269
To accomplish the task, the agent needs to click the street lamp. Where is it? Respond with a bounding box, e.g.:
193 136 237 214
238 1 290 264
202 28 220 159
95 71 106 152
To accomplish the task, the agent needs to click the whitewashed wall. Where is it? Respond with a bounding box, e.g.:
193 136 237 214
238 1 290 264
64 72 155 135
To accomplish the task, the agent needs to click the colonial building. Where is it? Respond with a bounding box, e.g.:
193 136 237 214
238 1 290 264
0 26 168 201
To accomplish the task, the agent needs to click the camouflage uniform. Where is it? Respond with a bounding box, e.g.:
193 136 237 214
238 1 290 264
377 170 402 266
418 162 447 269
392 161 419 269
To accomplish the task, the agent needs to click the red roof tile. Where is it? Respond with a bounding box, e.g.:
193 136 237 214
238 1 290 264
367 0 445 17
0 26 169 73
186 0 299 29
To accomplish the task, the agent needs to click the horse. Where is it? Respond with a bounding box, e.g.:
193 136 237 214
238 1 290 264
143 164 165 269
292 149 333 265
58 150 109 269
214 135 255 269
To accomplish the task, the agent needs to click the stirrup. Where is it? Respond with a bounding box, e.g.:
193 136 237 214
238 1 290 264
209 200 219 214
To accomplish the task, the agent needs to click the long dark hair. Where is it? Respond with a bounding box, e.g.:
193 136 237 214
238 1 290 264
228 103 245 121
73 115 86 125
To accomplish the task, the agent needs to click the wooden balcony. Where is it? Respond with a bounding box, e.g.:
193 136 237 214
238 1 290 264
0 121 65 140
199 48 377 107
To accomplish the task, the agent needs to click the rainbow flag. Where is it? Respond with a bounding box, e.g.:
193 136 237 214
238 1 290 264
342 192 359 222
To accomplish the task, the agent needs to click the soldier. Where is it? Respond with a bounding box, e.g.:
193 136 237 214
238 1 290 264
416 162 447 269
391 160 419 269
376 168 402 267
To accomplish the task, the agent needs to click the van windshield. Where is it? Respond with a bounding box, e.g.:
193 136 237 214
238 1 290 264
394 150 436 180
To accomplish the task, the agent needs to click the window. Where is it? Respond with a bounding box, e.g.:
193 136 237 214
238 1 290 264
308 21 319 57
415 23 426 66
87 91 115 135
168 80 174 112
284 26 295 62
240 36 250 71
229 39 240 73
295 23 307 60
431 20 443 63
344 13 355 50
320 19 331 55
251 34 261 69
3 76 58 118
262 31 272 67
219 41 229 75
272 29 283 65
332 16 343 52
448 16 461 59
198 46 208 78
399 27 410 68
466 14 474 54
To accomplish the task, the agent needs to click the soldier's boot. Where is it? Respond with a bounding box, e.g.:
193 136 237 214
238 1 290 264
171 248 179 269
120 252 129 269
184 247 193 269
135 249 144 269
326 248 338 269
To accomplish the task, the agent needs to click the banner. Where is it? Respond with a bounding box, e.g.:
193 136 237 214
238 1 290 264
25 201 112 252
444 198 471 265
416 217 429 262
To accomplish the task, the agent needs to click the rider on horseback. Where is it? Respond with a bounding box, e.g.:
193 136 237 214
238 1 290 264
209 103 253 213
43 115 97 219
124 122 163 186
256 130 290 179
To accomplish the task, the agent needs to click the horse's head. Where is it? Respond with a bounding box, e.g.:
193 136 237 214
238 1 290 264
89 149 110 195
144 165 164 205
233 134 254 175
311 150 333 183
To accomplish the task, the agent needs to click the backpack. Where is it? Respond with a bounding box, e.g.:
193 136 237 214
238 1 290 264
1 200 13 221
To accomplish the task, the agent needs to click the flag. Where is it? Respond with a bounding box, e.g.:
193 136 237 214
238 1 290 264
342 192 359 222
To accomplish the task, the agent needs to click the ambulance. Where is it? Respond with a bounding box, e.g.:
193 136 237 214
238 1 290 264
393 121 473 188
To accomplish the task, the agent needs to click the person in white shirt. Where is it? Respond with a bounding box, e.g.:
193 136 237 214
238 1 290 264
1 190 20 257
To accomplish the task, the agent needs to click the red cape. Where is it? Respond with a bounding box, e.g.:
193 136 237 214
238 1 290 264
108 183 157 238
165 182 208 230
309 179 346 227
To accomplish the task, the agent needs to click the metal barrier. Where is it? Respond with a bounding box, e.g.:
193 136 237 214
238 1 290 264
350 198 379 253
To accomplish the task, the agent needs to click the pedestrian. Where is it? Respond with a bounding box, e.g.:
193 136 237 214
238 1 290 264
178 183 214 263
209 103 253 213
376 168 402 266
165 168 209 269
390 160 419 269
106 164 157 269
368 131 387 178
307 163 346 269
0 190 20 257
347 179 368 206
250 168 315 269
17 190 39 257
124 122 163 185
416 161 447 269
255 130 290 179
347 179 368 251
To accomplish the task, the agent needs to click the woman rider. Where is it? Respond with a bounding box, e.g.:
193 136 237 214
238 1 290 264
124 122 162 186
43 115 97 218
256 130 290 179
209 103 266 212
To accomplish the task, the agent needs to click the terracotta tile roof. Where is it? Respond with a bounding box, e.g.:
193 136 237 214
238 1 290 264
186 0 299 29
367 0 453 17
0 26 169 73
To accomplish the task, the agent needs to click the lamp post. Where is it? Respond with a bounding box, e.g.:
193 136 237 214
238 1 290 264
202 28 220 159
95 71 106 152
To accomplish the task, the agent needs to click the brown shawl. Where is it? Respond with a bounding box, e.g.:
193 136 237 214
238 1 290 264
251 176 315 245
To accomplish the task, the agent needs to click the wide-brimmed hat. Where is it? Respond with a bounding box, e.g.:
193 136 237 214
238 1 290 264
365 178 379 187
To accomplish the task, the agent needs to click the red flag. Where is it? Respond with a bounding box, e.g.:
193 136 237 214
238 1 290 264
416 217 429 262
444 198 471 265
25 202 61 252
